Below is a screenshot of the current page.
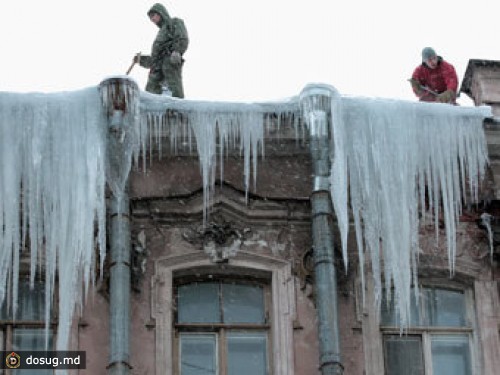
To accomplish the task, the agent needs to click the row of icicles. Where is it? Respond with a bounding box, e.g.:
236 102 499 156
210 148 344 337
0 82 491 353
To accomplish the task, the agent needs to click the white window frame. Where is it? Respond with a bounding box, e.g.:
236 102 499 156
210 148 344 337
151 250 296 375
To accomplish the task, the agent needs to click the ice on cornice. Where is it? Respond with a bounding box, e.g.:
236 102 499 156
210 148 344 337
137 93 301 222
0 83 491 351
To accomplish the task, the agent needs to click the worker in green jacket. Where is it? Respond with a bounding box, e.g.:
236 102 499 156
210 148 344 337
133 3 189 98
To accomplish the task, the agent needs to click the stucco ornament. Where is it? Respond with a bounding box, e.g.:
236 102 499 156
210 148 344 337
182 215 252 262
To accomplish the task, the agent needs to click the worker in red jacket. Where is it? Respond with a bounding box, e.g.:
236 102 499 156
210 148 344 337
410 47 458 103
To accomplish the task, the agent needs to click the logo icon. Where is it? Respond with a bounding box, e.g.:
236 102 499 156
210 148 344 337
6 352 21 369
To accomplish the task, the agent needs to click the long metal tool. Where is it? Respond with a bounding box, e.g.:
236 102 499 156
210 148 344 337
126 53 141 75
408 79 459 104
408 78 438 96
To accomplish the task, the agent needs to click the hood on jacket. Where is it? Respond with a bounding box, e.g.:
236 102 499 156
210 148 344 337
147 3 171 27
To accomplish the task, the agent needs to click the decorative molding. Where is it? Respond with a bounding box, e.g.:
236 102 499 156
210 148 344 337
131 184 311 227
181 214 252 262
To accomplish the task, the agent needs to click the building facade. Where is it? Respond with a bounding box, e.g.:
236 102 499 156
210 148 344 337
2 63 500 375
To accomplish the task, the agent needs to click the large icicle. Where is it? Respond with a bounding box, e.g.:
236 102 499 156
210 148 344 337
0 88 107 350
330 96 490 327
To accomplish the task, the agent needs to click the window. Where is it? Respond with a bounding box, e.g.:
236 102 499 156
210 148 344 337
151 252 295 375
174 280 270 375
0 279 54 375
381 286 473 375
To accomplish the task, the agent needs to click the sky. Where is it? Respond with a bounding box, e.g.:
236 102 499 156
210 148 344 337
1 0 499 106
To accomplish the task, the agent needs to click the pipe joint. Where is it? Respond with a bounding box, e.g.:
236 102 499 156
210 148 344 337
319 353 343 374
314 176 330 192
314 251 335 265
106 360 133 370
110 212 131 220
311 198 332 216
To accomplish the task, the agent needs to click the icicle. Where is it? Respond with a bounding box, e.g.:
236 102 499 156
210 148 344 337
329 90 349 272
329 96 490 327
187 109 264 224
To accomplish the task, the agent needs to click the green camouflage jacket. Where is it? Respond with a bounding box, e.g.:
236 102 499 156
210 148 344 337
140 3 189 69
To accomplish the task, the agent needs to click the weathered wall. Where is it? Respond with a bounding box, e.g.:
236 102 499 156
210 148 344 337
77 145 327 374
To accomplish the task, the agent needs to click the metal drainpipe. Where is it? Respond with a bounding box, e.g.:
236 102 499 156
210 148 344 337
100 77 138 375
108 191 132 375
300 84 344 375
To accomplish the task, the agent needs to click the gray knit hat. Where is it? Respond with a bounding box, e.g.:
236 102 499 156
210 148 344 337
422 47 437 62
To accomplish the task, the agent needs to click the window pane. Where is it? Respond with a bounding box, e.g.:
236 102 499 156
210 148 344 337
383 335 424 375
227 333 267 375
180 334 217 375
13 328 54 375
425 289 466 327
178 283 220 323
0 281 46 320
382 287 468 327
380 291 420 326
222 283 265 324
431 335 471 375
13 328 53 350
17 282 46 321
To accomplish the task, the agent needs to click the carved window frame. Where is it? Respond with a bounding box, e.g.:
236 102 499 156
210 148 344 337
151 251 296 375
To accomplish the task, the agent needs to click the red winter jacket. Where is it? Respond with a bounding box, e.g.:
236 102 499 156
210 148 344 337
411 57 458 102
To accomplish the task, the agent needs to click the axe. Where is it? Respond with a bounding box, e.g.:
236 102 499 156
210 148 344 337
126 52 141 75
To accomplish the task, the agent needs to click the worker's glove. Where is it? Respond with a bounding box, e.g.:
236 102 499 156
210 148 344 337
409 78 424 96
170 51 182 65
437 90 455 103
